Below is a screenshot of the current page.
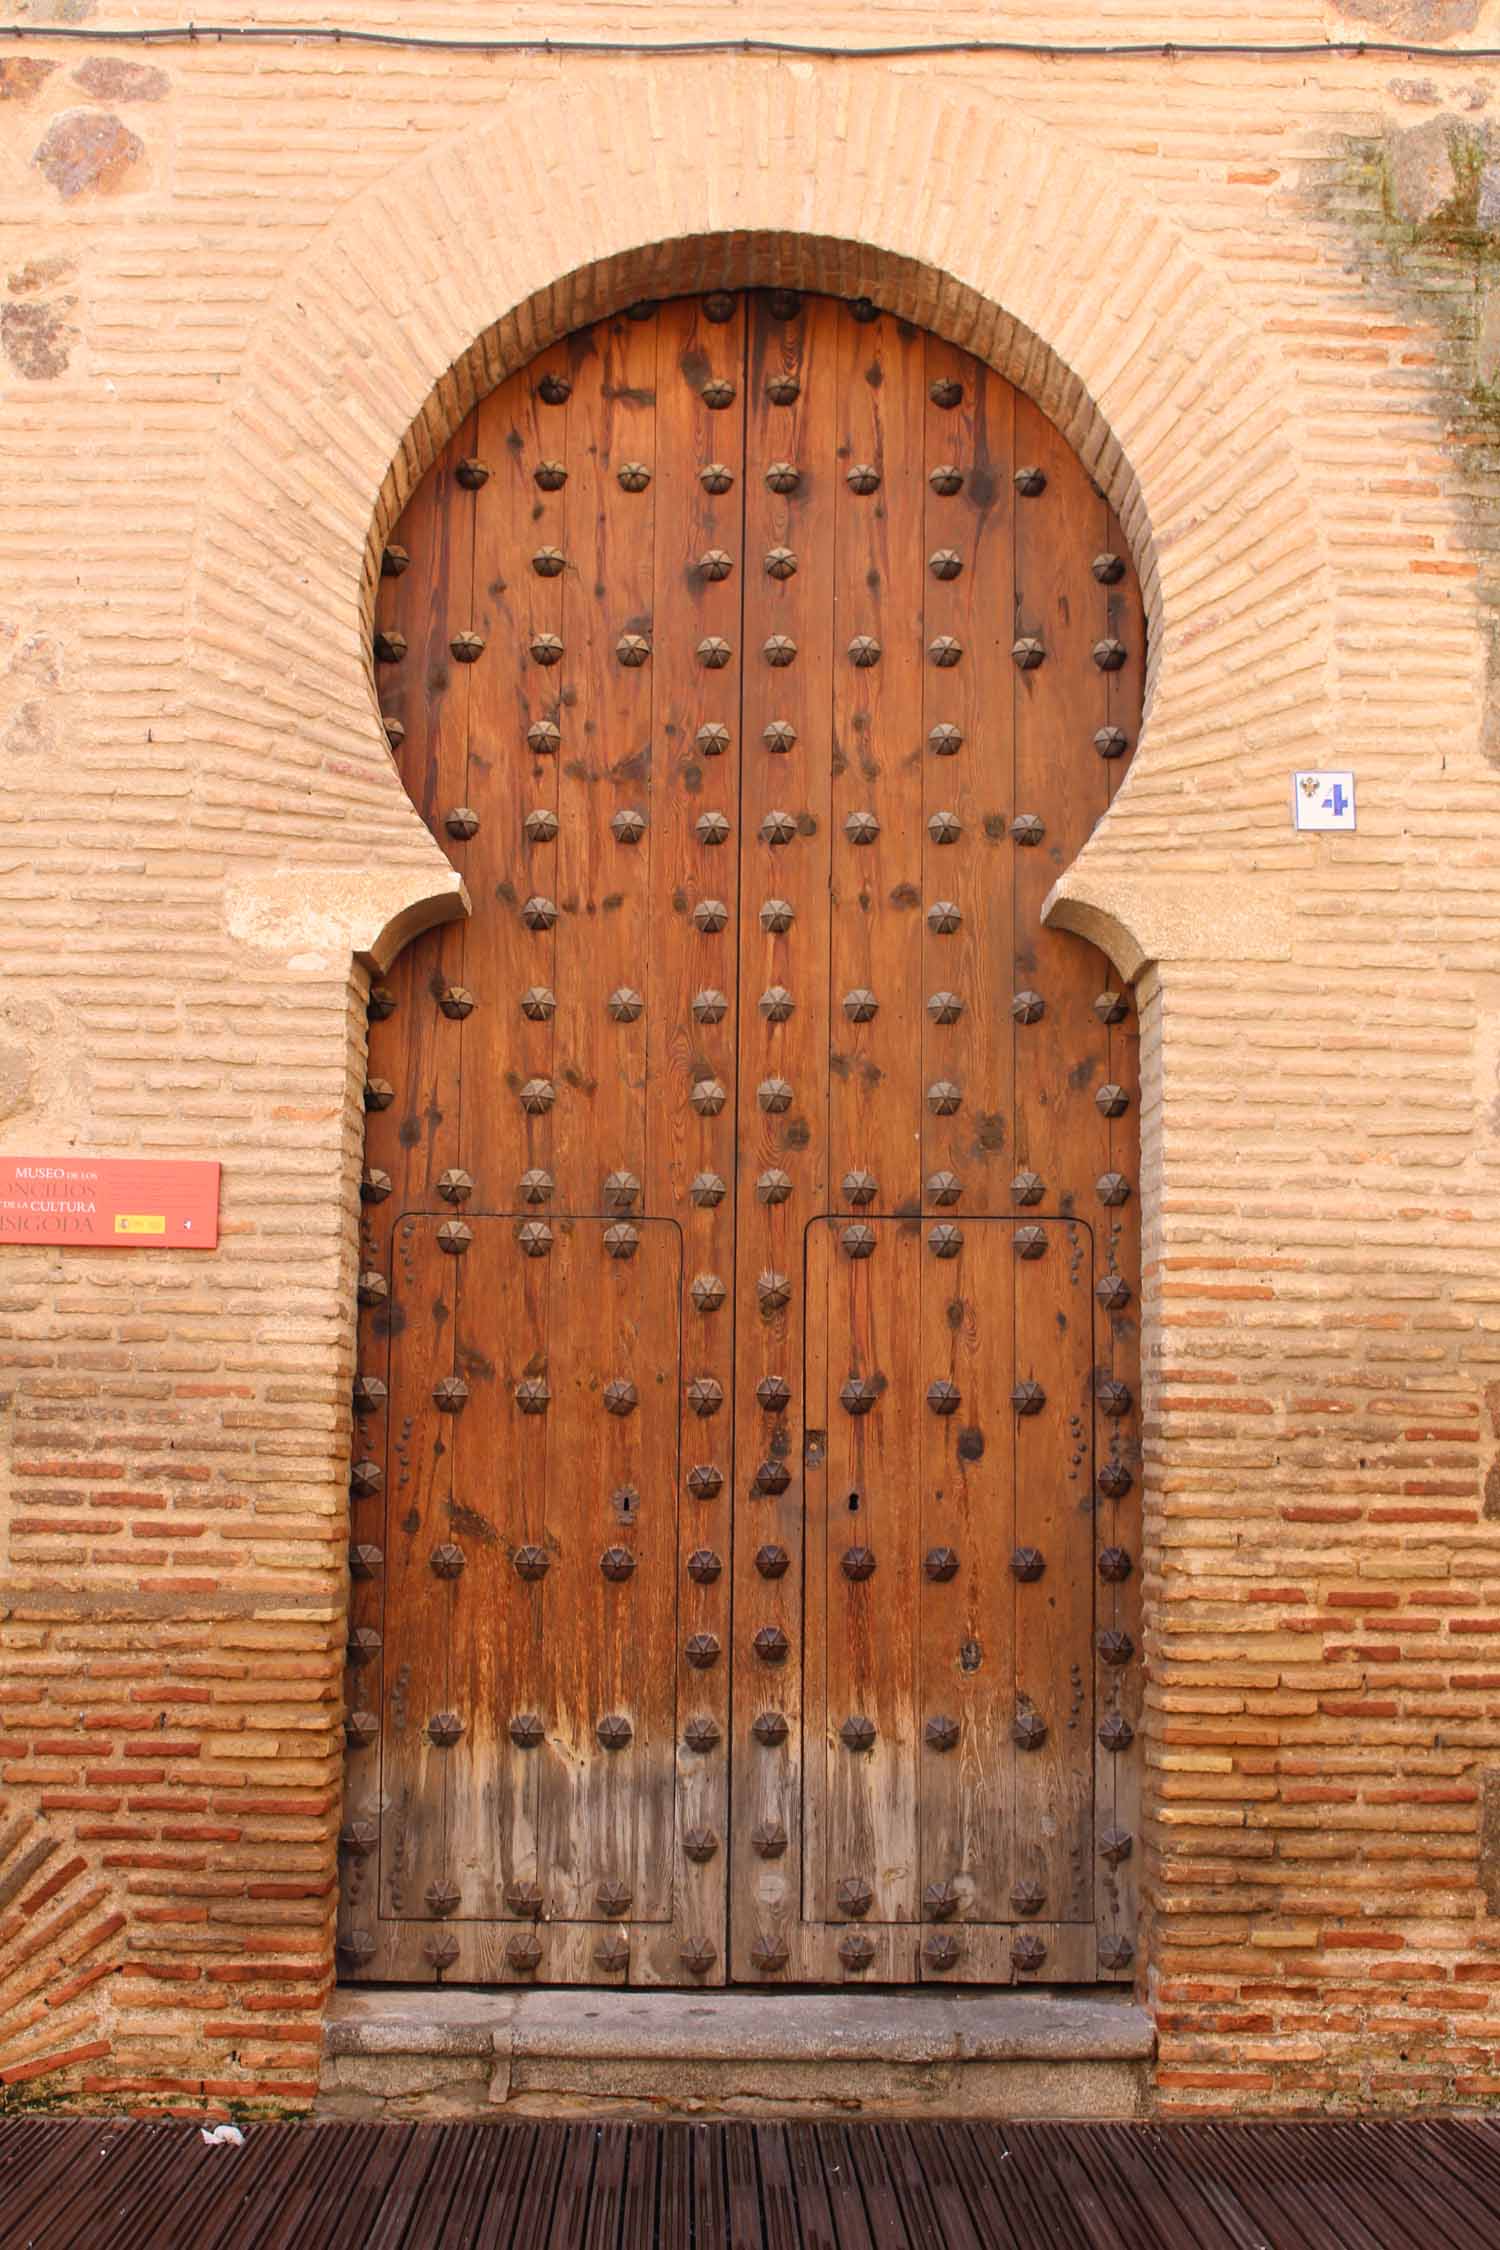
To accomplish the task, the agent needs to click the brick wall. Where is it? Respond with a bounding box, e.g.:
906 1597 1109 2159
4 0 1500 2115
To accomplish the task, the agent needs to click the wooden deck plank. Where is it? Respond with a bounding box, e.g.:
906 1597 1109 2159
656 2122 694 2250
782 2122 842 2250
754 2123 803 2250
4 2115 1500 2247
1093 2122 1246 2250
1384 2119 1500 2248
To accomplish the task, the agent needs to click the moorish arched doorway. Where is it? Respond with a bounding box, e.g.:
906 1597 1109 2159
340 287 1144 1990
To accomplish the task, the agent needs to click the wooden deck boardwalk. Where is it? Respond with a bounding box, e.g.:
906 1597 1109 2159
2 2113 1497 2247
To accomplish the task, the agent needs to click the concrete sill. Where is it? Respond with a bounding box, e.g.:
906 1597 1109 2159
320 1989 1154 2121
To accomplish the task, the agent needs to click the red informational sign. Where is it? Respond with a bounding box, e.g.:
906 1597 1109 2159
0 1156 221 1250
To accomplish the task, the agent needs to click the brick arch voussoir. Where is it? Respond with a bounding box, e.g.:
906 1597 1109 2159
188 60 1333 985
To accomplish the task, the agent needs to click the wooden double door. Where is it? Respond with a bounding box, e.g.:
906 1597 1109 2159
341 289 1143 1989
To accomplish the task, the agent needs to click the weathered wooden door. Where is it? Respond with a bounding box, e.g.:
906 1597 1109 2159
341 290 1144 1989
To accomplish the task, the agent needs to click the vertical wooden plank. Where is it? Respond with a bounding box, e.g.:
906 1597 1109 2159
534 308 659 1973
444 352 568 1927
917 340 1019 1943
818 307 927 1936
732 289 838 1980
916 1214 1016 1954
379 1219 458 1925
448 1217 542 1922
1098 508 1147 1976
821 1216 924 1933
349 426 474 1971
536 1218 679 1949
1012 395 1115 1930
639 292 746 1985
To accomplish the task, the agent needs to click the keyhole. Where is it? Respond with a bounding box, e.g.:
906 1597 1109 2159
848 1492 860 1512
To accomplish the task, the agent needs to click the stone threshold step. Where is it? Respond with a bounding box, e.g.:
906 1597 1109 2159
320 1989 1155 2121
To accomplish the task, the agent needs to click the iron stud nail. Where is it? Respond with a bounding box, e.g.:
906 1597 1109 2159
752 1820 788 1856
360 1172 392 1207
450 630 485 663
1011 1546 1046 1582
929 465 964 496
1011 636 1045 670
1095 725 1129 759
697 721 731 756
381 543 409 577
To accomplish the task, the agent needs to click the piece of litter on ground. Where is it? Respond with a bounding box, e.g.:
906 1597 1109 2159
200 2124 245 2147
